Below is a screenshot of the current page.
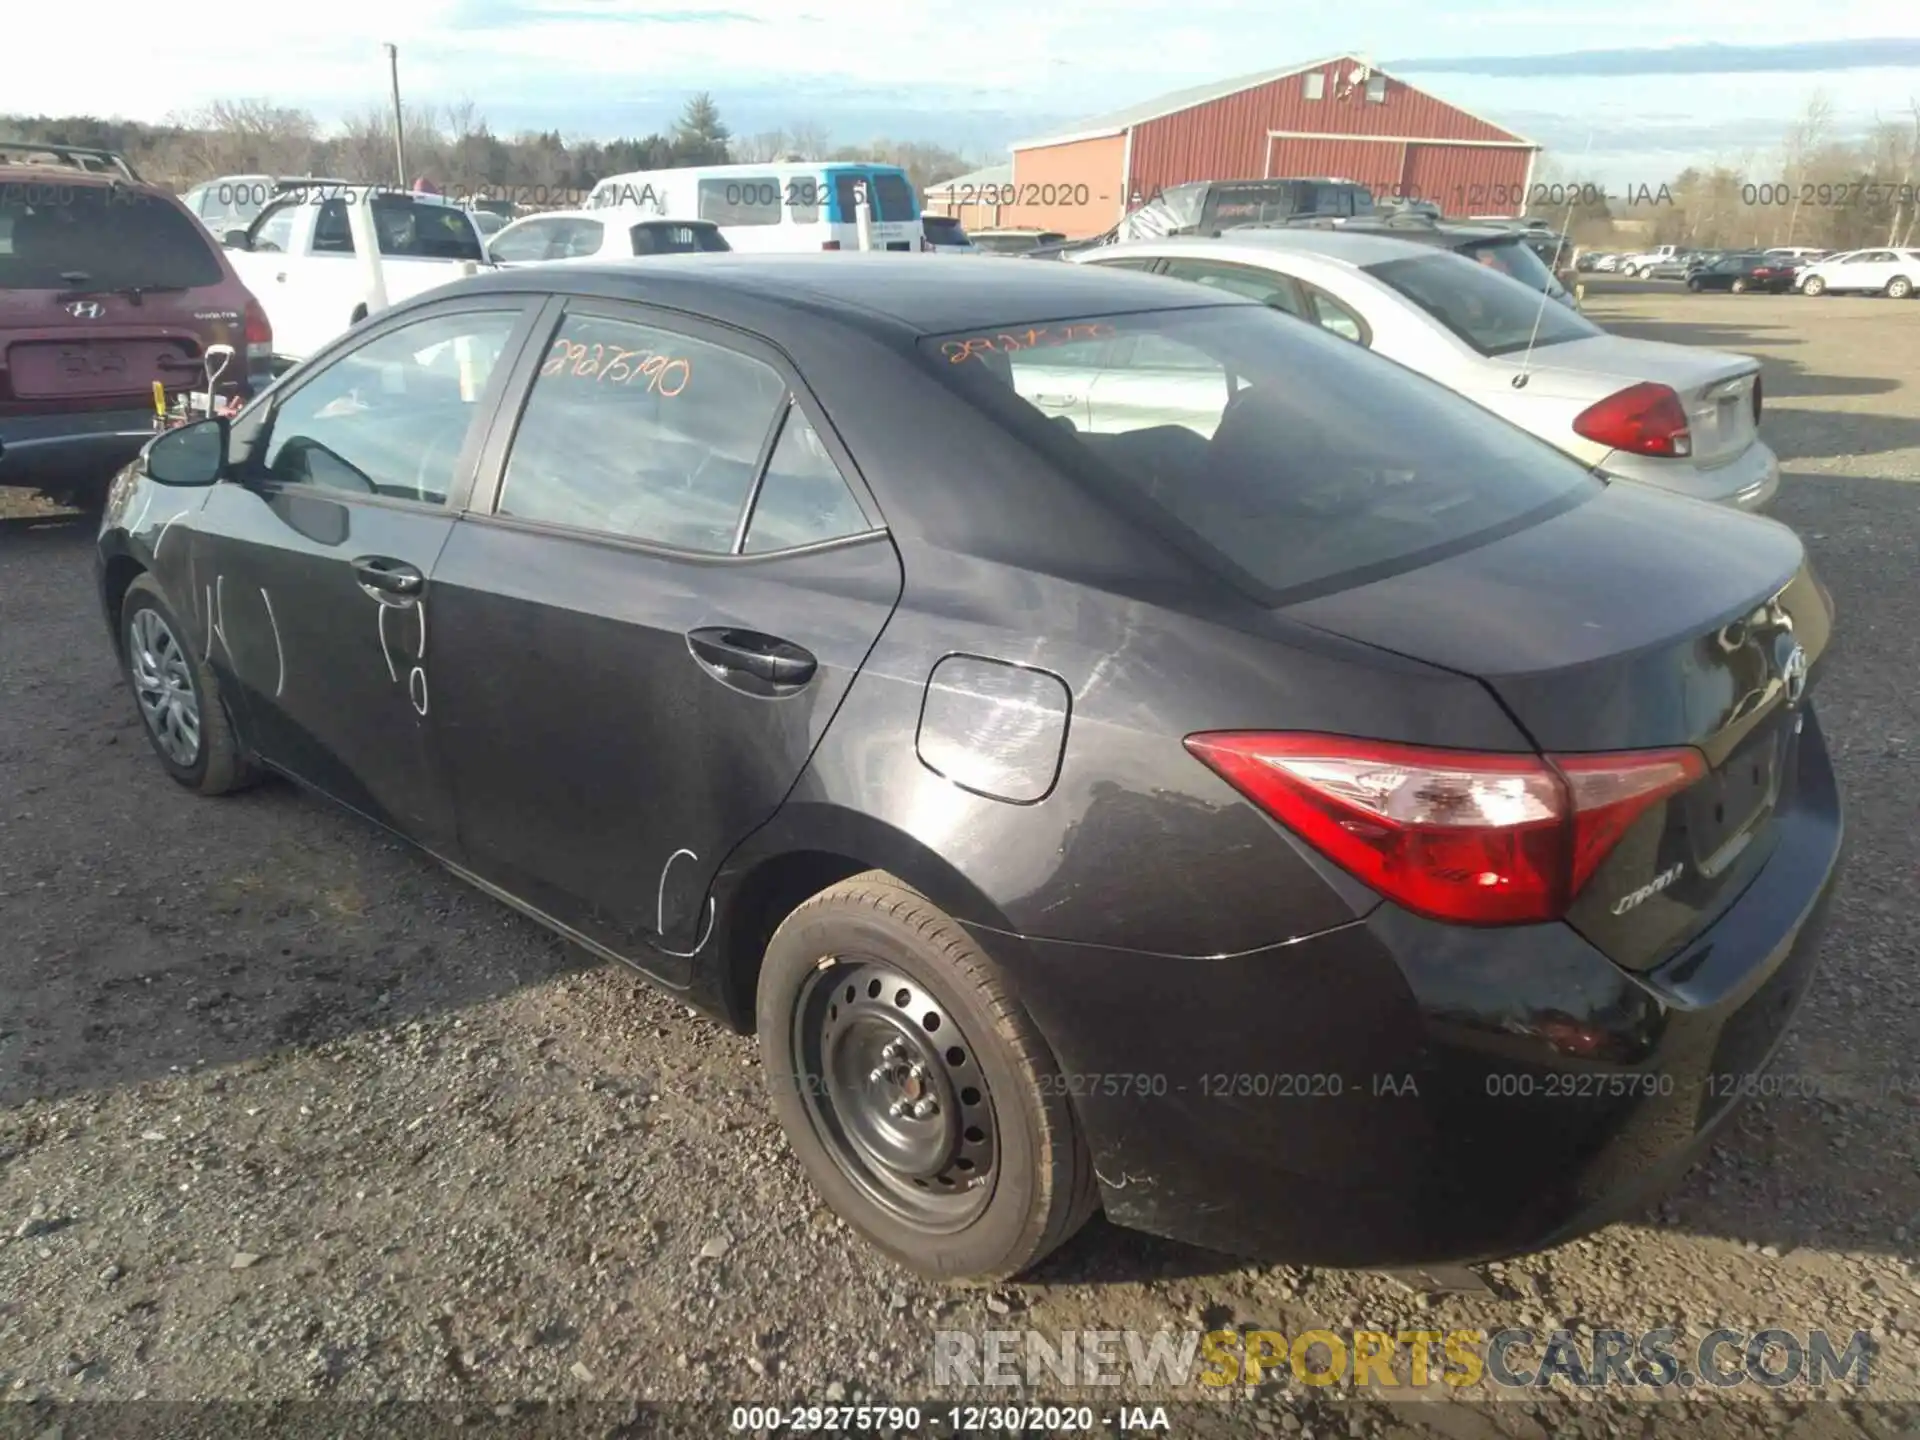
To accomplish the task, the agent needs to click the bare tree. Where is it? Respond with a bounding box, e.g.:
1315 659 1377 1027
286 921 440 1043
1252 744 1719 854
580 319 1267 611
1778 90 1834 246
733 129 792 163
784 121 833 160
1886 96 1920 247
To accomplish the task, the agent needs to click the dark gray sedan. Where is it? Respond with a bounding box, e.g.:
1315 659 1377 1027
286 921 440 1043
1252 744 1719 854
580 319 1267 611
95 256 1842 1282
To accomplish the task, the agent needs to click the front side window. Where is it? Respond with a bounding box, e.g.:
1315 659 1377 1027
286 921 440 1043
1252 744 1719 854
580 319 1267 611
920 305 1599 600
259 309 520 504
496 311 789 551
251 199 299 254
1366 251 1601 356
489 218 560 262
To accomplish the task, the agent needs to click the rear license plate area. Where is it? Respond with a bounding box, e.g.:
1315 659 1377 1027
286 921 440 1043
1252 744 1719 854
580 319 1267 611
1682 718 1785 864
6 341 185 399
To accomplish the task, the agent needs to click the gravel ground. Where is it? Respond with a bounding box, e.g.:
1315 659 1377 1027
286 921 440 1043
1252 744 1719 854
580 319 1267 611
2 284 1918 1440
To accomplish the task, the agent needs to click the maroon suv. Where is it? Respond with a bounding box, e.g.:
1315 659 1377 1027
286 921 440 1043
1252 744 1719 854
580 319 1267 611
0 142 273 508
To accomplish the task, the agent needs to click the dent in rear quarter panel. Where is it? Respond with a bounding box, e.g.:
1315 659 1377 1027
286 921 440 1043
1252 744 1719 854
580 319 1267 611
780 548 1537 957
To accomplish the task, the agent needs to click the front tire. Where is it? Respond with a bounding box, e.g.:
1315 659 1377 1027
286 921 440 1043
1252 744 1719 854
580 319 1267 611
1730 278 1748 293
120 575 256 795
1802 275 1826 296
1687 276 1704 291
757 871 1097 1282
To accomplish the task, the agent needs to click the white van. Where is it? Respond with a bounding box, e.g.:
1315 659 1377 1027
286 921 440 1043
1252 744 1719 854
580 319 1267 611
583 162 922 253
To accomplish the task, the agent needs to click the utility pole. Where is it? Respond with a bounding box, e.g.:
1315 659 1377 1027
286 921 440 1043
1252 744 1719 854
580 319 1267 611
384 43 407 187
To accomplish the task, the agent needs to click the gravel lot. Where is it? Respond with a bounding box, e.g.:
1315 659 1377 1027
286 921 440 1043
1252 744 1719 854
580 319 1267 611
2 283 1918 1439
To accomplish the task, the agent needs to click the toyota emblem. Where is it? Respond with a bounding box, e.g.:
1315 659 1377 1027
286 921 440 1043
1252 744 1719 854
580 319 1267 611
1780 642 1809 707
65 300 105 319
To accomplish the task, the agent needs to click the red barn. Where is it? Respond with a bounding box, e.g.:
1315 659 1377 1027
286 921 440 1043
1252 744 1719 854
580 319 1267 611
930 55 1539 239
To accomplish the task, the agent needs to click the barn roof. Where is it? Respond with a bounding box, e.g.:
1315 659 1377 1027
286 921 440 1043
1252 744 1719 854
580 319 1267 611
924 162 1013 195
1010 54 1534 150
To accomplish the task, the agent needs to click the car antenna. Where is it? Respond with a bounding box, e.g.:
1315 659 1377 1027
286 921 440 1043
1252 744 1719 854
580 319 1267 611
1513 127 1594 392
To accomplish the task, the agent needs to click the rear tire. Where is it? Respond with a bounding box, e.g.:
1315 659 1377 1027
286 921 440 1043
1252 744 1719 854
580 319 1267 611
756 870 1097 1282
1888 276 1913 299
120 575 257 796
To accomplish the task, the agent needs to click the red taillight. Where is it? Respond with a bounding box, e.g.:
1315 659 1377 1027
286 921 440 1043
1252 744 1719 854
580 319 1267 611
1184 732 1706 926
821 240 842 251
243 296 272 354
1572 381 1692 458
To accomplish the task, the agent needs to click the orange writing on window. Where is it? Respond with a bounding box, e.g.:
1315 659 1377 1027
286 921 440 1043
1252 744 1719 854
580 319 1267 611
939 323 1116 364
542 337 691 396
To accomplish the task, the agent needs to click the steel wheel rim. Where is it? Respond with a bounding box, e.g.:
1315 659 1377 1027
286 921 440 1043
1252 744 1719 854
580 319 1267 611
793 959 998 1231
128 607 201 767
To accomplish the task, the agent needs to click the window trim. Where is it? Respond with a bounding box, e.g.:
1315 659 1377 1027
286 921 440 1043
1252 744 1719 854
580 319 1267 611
1296 280 1373 347
463 294 889 561
233 294 547 516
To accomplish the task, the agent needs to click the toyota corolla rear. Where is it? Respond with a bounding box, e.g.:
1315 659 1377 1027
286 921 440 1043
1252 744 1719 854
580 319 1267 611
1367 248 1781 511
911 294 1841 1266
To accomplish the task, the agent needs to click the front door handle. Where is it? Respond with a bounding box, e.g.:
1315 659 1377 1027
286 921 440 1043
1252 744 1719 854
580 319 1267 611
686 627 816 687
1030 393 1080 408
352 555 424 598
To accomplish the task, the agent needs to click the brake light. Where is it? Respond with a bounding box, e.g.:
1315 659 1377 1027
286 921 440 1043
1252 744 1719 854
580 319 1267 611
1184 733 1706 925
1572 382 1692 458
821 240 842 251
243 297 272 358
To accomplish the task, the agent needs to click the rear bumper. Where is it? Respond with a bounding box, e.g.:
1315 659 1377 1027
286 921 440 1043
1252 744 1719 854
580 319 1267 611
0 407 159 492
991 707 1842 1268
1601 440 1779 513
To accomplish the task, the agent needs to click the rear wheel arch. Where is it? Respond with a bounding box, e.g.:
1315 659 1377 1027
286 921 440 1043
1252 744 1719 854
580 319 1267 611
703 810 1023 1032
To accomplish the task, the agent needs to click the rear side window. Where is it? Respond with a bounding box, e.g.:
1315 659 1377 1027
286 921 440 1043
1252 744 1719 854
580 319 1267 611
496 312 788 551
742 409 871 553
489 217 559 262
919 306 1600 601
0 184 221 290
311 197 486 260
699 178 782 226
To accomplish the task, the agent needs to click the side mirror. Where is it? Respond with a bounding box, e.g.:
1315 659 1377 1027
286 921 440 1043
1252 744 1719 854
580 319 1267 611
145 418 229 487
224 229 251 249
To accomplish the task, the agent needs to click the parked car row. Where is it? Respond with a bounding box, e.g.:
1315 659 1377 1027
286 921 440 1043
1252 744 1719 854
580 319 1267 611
93 248 1842 1286
1577 242 1916 297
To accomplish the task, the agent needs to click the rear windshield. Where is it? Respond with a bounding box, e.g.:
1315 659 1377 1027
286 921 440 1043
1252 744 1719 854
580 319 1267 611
1453 236 1566 296
1211 181 1373 227
924 216 969 243
1366 251 1602 356
628 221 730 254
918 305 1599 601
0 183 223 291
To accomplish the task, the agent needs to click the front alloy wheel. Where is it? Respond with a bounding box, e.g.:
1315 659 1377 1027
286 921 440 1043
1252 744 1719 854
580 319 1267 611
129 606 201 767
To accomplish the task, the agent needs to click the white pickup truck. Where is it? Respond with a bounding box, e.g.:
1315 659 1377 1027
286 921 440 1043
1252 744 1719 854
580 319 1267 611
1617 243 1680 278
218 186 493 366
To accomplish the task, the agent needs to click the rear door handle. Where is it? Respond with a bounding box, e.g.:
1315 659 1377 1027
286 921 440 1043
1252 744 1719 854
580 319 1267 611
352 555 424 597
686 627 816 687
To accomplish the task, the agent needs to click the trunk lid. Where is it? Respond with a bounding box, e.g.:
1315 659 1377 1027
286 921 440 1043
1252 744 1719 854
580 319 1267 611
1280 482 1833 971
0 286 241 408
1522 334 1762 467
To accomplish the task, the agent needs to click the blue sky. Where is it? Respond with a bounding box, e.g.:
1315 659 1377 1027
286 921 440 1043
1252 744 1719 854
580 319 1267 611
9 2 1918 187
